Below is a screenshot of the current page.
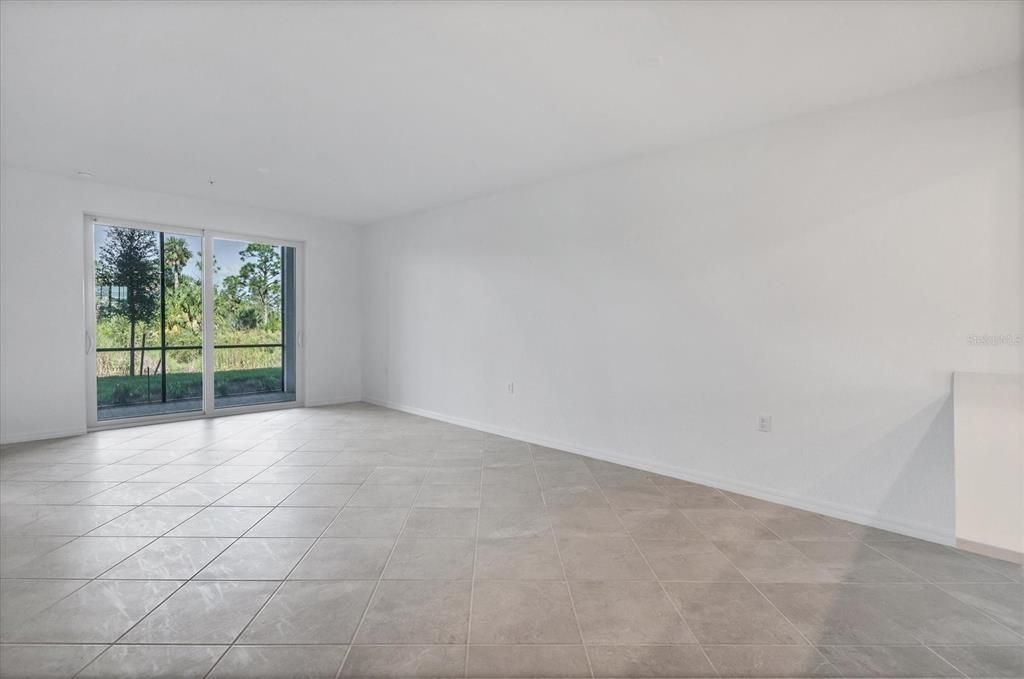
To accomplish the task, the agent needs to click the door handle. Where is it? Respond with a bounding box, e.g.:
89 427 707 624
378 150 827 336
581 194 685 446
85 330 93 354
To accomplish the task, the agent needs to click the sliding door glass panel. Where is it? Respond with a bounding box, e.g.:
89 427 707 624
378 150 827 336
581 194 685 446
94 223 203 420
212 238 296 409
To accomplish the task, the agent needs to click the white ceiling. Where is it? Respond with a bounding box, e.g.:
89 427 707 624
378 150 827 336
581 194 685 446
2 1 1020 225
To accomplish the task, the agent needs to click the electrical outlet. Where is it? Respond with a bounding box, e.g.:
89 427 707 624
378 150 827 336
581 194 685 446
758 415 772 433
507 382 515 395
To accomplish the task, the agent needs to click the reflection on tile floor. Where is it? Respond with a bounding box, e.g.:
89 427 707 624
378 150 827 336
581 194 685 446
0 403 1021 678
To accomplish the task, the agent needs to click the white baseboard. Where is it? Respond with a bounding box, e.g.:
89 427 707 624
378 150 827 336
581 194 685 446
306 397 363 408
365 397 954 546
956 538 1024 565
1 426 88 446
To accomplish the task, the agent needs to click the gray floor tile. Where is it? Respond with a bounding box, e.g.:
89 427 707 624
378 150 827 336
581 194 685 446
588 644 716 678
475 536 564 580
0 537 72 576
31 481 120 504
477 505 551 539
758 513 860 540
703 645 840 677
929 645 1024 678
536 468 598 490
617 508 704 541
663 582 805 644
77 645 225 678
12 505 130 536
355 580 471 644
870 541 1013 583
196 537 314 579
209 645 348 679
543 486 610 508
347 484 419 507
306 465 374 484
132 465 212 483
325 507 409 537
4 405 1019 679
758 583 919 645
365 465 430 484
570 580 695 644
962 552 1024 583
0 644 106 679
77 482 178 505
0 579 88 638
6 579 180 643
602 484 673 510
240 580 375 643
7 536 152 578
290 537 394 579
635 539 746 581
874 583 1024 644
280 483 358 506
166 506 270 537
383 536 475 579
86 505 201 536
663 485 739 509
121 580 277 644
683 509 779 540
101 536 233 579
558 537 655 580
144 483 239 506
547 506 627 539
341 645 466 678
480 484 545 507
790 540 923 583
817 645 962 678
467 645 590 678
279 451 340 466
213 482 300 506
244 506 337 537
414 483 481 508
940 582 1024 635
470 580 581 644
481 465 537 486
425 466 481 484
714 540 841 583
248 465 319 484
403 507 478 538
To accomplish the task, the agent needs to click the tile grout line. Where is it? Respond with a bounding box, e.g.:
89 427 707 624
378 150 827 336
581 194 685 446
529 443 596 679
200 424 352 678
65 428 311 677
708 528 848 676
4 406 1023 678
332 452 430 679
858 541 1024 644
58 438 279 677
588 467 722 679
462 442 486 679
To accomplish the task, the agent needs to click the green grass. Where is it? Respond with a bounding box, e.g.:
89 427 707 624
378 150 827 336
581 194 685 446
97 367 282 406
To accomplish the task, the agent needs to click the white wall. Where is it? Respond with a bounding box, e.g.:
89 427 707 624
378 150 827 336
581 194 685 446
0 167 362 443
360 66 1022 544
954 372 1023 560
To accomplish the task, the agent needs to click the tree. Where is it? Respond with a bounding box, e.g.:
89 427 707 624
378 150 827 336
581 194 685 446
163 237 192 291
97 227 159 376
237 243 281 326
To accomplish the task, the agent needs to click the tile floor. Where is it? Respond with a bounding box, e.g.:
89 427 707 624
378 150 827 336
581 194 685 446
0 403 1021 678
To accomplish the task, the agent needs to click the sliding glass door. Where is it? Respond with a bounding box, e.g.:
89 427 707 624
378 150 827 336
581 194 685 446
87 218 300 426
212 238 297 409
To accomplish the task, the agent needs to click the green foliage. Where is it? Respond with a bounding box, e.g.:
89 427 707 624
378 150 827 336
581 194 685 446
96 227 161 375
96 235 288 406
96 367 281 407
163 237 192 290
